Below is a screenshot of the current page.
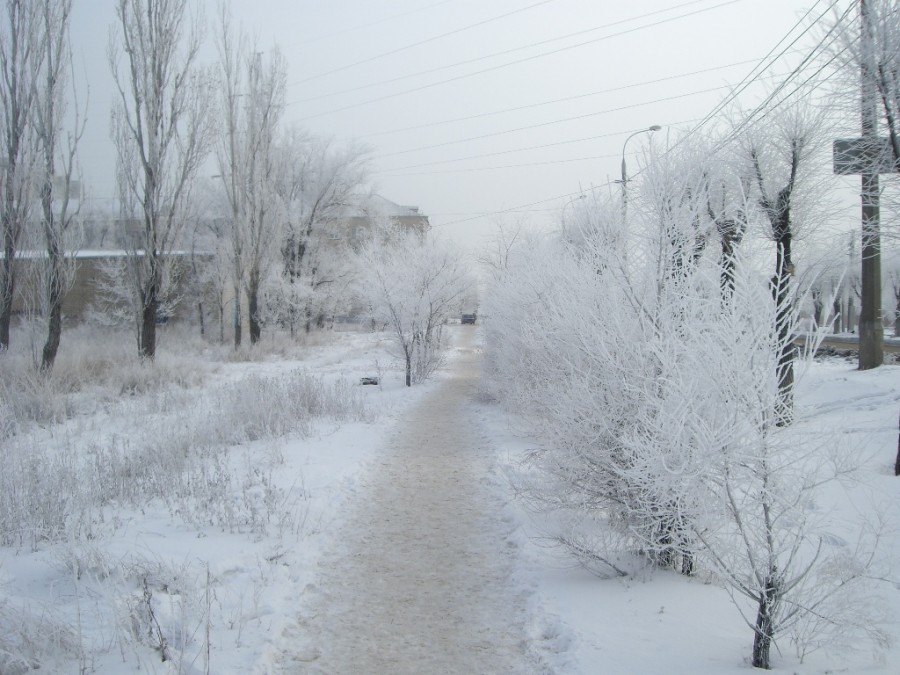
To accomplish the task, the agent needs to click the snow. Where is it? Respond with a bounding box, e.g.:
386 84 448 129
1 326 898 673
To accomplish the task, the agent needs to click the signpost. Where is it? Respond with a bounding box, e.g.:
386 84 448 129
831 0 888 370
833 137 899 175
832 134 888 370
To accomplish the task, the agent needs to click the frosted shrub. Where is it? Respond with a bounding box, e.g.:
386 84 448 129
117 558 208 667
0 325 211 436
0 364 368 548
213 369 369 442
0 598 78 674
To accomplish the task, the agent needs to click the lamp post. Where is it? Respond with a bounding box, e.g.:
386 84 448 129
561 193 586 238
620 125 661 223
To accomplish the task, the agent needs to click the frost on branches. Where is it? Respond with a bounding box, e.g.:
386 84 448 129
482 153 887 668
355 228 471 387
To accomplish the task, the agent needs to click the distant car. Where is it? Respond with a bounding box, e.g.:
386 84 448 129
461 313 477 325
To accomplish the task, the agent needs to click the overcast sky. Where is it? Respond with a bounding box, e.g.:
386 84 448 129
69 0 851 247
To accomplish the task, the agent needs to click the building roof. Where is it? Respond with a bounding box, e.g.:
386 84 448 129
343 194 424 219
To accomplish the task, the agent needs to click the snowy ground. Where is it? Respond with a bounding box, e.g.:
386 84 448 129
1 326 898 673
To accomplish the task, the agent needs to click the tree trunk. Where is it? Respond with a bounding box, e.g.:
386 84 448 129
773 235 794 426
138 251 161 360
833 295 842 333
812 290 823 327
218 299 225 344
894 410 900 476
720 234 737 299
140 294 158 360
894 291 900 336
40 247 64 371
248 282 261 345
233 283 242 348
404 346 412 387
41 299 62 372
751 573 780 669
0 253 13 349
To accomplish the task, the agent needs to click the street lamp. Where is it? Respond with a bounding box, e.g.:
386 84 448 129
620 125 661 222
561 193 586 237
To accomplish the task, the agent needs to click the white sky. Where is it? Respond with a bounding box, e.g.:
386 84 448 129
69 0 854 248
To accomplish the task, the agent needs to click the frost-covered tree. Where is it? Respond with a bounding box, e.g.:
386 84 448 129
0 0 40 349
693 136 751 299
108 0 213 359
483 139 884 668
356 229 470 386
274 129 369 334
32 0 83 372
215 7 285 347
740 104 826 423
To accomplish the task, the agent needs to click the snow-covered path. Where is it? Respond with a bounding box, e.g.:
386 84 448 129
271 329 545 674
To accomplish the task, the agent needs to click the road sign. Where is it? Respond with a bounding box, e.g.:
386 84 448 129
833 137 899 174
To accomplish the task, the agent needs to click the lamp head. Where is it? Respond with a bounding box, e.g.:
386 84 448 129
649 125 662 131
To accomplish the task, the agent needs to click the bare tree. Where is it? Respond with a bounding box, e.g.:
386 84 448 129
478 215 528 283
108 0 213 359
0 0 40 349
215 8 243 347
215 8 285 347
32 0 84 372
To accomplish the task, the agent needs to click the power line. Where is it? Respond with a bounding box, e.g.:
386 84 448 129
293 0 723 104
375 118 705 175
433 181 616 229
292 0 743 120
382 152 624 177
360 52 800 139
369 68 799 171
713 3 854 148
292 0 556 85
288 0 456 48
377 129 631 172
372 83 758 161
660 0 842 157
432 1 848 231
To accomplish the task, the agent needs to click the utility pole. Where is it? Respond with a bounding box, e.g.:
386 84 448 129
619 125 661 226
859 0 884 369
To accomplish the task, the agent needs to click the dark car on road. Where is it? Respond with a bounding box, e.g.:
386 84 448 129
461 313 477 324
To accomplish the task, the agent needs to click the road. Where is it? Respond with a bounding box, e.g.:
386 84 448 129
271 328 545 674
794 333 900 354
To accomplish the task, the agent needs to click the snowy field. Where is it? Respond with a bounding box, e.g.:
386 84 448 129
0 325 898 673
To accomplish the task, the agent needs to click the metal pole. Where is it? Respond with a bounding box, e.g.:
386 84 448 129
620 126 661 226
859 0 884 369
